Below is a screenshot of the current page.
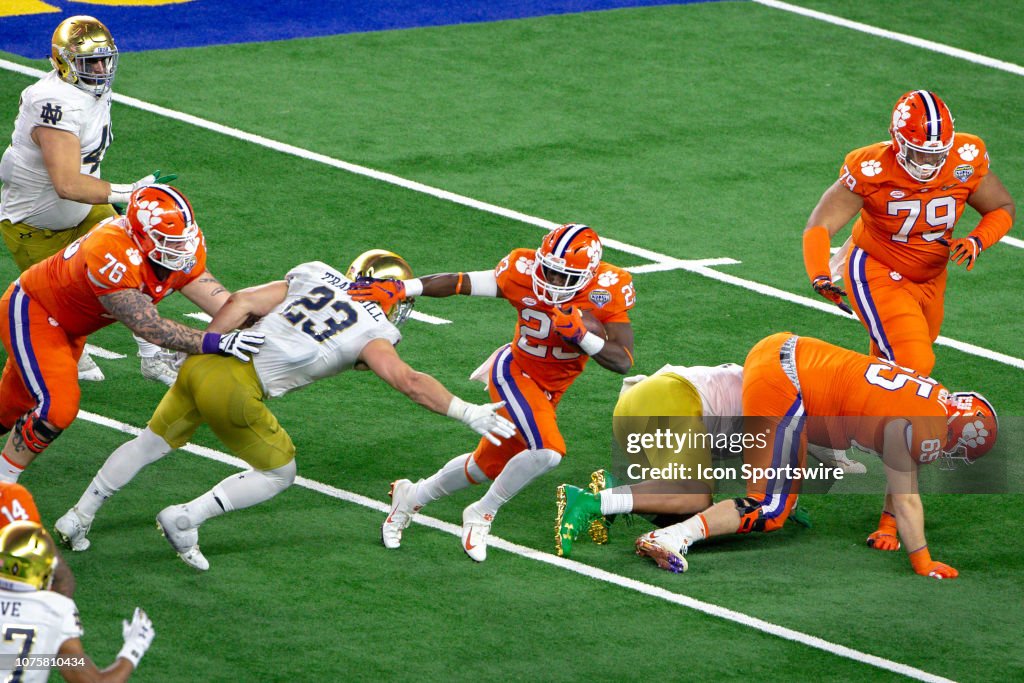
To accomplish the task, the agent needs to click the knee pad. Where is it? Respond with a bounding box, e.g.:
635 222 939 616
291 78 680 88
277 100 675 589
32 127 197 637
734 497 766 534
14 414 62 454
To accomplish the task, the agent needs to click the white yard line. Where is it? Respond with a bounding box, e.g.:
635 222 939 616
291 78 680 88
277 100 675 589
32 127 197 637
78 409 954 683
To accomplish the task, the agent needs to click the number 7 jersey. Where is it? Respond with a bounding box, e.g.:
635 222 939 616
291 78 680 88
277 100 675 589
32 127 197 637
494 248 634 395
251 262 402 398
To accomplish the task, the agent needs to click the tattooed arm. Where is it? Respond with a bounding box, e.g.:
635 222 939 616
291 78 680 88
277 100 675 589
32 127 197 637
180 268 232 316
99 289 206 354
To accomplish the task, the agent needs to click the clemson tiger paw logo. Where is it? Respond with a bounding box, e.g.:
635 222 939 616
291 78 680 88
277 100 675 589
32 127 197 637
961 419 990 448
515 256 534 274
957 144 979 161
860 160 883 177
891 102 911 129
125 248 143 266
597 271 619 287
134 200 166 229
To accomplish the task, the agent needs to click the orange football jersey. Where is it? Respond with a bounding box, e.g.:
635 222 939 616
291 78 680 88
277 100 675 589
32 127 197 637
794 337 950 464
17 218 207 337
494 248 634 394
0 482 40 526
840 133 989 282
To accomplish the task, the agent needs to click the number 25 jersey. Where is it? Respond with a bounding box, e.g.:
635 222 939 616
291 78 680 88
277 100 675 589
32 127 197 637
252 262 401 398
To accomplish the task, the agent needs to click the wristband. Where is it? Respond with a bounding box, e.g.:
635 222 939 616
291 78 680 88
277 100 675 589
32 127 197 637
117 642 144 669
201 332 222 354
578 332 606 356
107 183 134 204
446 396 468 421
403 278 424 298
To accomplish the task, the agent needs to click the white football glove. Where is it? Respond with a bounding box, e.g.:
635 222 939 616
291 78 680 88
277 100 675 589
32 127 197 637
107 170 176 204
447 397 517 446
117 607 155 669
202 330 266 362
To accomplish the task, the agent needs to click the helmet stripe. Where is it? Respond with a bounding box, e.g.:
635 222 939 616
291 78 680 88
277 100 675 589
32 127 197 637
157 185 194 226
553 224 587 258
915 90 941 142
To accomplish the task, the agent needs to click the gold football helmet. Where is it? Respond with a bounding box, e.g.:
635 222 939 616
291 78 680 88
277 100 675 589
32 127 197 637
347 249 415 326
0 522 57 591
51 15 118 97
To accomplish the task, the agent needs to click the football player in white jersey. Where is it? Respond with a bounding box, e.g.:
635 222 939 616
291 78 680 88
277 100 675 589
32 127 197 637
0 15 180 384
554 363 862 557
0 522 154 682
55 250 516 570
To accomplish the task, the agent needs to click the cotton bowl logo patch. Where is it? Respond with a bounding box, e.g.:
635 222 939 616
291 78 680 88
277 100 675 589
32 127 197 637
890 190 906 199
522 296 537 306
889 270 903 281
589 289 612 308
954 164 974 183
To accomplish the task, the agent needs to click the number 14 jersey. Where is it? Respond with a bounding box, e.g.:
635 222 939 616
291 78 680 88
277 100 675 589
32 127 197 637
252 262 401 398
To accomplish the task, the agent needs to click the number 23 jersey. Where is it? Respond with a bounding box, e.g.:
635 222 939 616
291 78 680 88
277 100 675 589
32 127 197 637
495 248 634 395
252 262 401 398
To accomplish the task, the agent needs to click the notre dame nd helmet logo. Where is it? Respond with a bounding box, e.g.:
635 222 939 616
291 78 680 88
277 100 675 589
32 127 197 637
40 102 63 125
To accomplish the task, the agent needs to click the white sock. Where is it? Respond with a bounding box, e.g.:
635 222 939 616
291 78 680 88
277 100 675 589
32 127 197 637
658 514 709 551
76 428 172 522
412 453 487 508
134 335 160 359
476 448 561 517
0 454 24 484
599 486 634 515
187 460 296 526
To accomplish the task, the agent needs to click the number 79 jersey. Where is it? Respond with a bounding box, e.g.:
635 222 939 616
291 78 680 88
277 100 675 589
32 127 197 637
495 248 634 395
251 262 402 398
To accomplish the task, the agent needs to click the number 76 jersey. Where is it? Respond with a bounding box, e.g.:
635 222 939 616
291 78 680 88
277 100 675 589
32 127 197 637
495 248 634 396
251 262 401 398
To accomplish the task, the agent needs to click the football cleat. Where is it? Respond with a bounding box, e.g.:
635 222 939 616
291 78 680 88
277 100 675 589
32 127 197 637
54 507 92 552
806 445 866 475
140 353 179 386
635 531 688 574
382 479 421 549
587 469 633 543
555 484 602 558
156 505 209 571
77 352 104 382
461 502 493 563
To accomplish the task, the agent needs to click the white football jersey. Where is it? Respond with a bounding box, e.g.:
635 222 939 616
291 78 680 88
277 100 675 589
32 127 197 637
633 363 745 448
0 71 113 229
0 584 83 683
253 262 402 398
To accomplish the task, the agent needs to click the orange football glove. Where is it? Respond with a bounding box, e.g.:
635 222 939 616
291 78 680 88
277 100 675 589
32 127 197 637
811 276 853 315
347 278 407 306
866 511 900 551
909 546 959 580
552 306 587 346
945 236 982 271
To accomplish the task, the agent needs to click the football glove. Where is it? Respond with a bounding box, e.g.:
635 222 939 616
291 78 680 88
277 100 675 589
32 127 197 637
348 278 407 307
107 170 178 204
117 607 155 668
866 510 900 551
447 398 517 446
552 306 587 345
946 236 982 271
811 276 853 315
202 330 266 362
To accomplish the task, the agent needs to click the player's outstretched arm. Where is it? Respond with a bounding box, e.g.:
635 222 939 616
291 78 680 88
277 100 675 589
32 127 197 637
100 289 264 361
57 607 154 682
949 171 1017 270
803 180 863 313
179 269 234 316
348 271 503 305
882 420 957 579
358 339 516 445
203 280 288 334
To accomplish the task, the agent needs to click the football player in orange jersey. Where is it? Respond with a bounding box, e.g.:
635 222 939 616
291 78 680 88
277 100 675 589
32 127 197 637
0 185 264 482
0 481 75 597
803 90 1015 376
350 223 636 561
635 332 997 580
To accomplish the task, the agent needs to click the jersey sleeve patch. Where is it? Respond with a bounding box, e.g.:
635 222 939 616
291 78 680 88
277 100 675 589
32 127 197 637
25 89 82 136
589 265 634 323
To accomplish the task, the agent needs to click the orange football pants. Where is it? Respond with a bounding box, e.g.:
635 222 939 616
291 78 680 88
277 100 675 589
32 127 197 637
0 283 84 430
472 345 566 480
740 333 806 532
845 246 946 376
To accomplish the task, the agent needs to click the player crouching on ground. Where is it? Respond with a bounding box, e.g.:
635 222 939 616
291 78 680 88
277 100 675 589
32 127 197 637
634 333 996 579
0 522 154 682
55 250 515 571
350 224 635 562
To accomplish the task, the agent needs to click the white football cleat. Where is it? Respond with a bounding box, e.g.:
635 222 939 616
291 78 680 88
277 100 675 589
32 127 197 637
461 502 494 563
382 479 421 549
635 531 688 574
54 507 92 551
77 352 104 382
140 353 178 386
156 505 209 571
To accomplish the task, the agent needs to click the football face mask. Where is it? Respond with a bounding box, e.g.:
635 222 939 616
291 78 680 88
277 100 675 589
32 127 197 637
532 223 602 306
